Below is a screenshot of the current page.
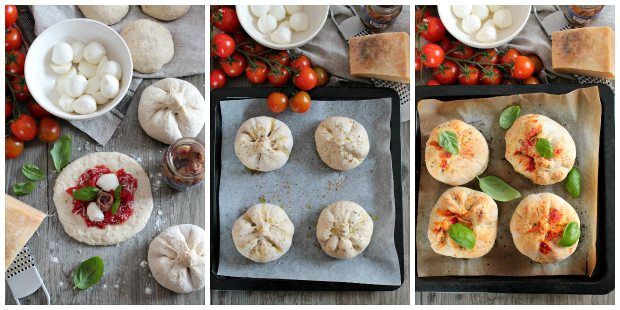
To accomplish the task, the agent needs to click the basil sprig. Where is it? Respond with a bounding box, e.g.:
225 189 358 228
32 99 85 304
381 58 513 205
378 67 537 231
13 181 36 196
51 134 72 171
72 186 100 201
535 138 554 159
111 185 122 215
448 223 476 249
565 167 581 198
73 256 104 290
558 222 580 247
438 130 459 155
478 175 521 202
499 105 521 129
22 164 45 181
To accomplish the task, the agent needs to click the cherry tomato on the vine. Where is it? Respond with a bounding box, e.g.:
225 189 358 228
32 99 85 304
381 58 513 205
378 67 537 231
245 60 268 84
313 66 329 87
267 50 290 66
266 92 288 113
458 65 481 85
416 16 446 43
475 49 500 65
290 91 311 113
290 55 311 72
5 97 13 118
212 33 235 58
10 114 38 141
5 26 22 51
5 5 18 28
432 60 460 85
420 43 444 68
267 66 291 87
415 54 422 72
511 55 535 80
523 76 540 85
480 66 503 85
38 117 61 143
9 75 30 102
293 66 318 91
5 136 24 159
27 100 51 118
449 41 475 59
526 54 543 75
210 69 226 89
440 36 455 53
501 48 520 65
211 7 240 33
234 32 267 55
219 52 247 77
6 50 25 75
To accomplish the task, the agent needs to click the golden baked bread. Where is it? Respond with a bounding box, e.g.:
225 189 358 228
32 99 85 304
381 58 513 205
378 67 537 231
552 27 614 79
348 32 410 83
5 196 46 269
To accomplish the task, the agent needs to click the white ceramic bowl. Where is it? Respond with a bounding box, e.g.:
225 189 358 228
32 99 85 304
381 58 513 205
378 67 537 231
236 5 329 50
438 5 531 49
25 18 132 121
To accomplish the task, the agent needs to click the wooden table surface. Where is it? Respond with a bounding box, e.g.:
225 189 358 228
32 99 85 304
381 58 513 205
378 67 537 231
5 75 206 305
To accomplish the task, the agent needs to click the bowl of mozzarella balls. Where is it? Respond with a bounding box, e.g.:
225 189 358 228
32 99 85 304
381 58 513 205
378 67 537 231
437 5 531 49
236 5 329 50
24 18 132 120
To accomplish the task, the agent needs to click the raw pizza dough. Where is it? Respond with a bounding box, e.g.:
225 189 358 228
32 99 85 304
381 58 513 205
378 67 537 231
141 5 190 21
316 200 373 259
78 5 129 25
315 116 370 171
234 116 293 172
52 152 153 245
120 19 174 74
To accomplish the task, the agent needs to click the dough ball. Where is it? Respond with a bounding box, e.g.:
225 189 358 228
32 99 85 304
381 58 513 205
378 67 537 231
64 74 88 98
510 193 580 263
97 59 122 80
78 60 98 78
268 5 286 21
289 12 309 32
427 187 498 259
250 5 270 17
476 20 497 43
57 94 75 113
72 95 97 115
51 42 73 65
471 5 489 21
315 116 369 171
461 15 481 35
452 5 472 19
83 42 106 64
234 116 293 172
270 23 292 44
78 5 129 25
493 8 513 29
71 41 85 63
425 119 488 185
141 5 190 21
487 5 505 13
99 75 120 99
505 114 576 185
232 203 294 263
285 5 303 15
121 19 174 74
51 62 72 75
316 201 373 259
257 14 277 34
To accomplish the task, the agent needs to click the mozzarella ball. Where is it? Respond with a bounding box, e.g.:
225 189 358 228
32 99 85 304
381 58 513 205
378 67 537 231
268 5 286 21
87 202 105 222
285 5 303 15
100 75 120 99
461 15 482 35
71 41 85 63
65 74 88 97
289 12 308 32
487 5 504 13
85 76 101 95
92 92 109 105
493 9 513 29
257 14 277 34
51 42 73 65
51 62 72 74
83 42 106 64
78 60 98 78
471 5 489 21
476 22 497 43
250 5 270 17
57 94 75 113
271 24 292 44
452 5 472 19
72 95 97 114
97 59 122 80
56 67 76 94
96 173 120 191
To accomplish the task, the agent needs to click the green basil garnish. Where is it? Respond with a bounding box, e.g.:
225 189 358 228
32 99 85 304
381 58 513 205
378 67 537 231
565 167 581 198
558 222 580 247
535 138 554 159
72 186 100 201
13 181 36 196
73 256 104 290
478 175 521 202
448 223 476 249
51 135 72 171
111 185 122 215
22 164 45 181
499 105 521 129
438 130 459 155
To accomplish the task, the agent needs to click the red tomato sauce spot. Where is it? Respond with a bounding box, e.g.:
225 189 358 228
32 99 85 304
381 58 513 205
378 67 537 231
539 241 552 254
548 208 562 224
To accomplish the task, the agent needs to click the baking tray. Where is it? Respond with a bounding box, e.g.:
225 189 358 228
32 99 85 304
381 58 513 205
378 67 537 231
211 87 404 291
414 84 614 294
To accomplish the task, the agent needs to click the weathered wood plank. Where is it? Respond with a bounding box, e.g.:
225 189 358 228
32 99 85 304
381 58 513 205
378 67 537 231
415 291 614 305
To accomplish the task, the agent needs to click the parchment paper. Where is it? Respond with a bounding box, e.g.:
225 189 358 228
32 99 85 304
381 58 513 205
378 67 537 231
416 87 601 277
217 98 401 285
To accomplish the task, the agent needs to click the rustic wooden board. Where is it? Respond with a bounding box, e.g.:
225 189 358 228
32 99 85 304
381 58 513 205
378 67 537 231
415 291 614 305
5 75 206 305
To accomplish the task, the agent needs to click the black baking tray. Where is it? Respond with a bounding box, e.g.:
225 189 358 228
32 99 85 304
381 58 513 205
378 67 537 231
414 84 614 294
211 87 404 291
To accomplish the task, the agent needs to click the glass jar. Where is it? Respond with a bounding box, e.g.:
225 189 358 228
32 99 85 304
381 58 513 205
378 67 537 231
162 137 205 191
565 5 604 27
360 5 403 33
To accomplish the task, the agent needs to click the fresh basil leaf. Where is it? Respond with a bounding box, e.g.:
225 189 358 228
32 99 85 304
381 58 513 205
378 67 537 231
51 135 72 171
111 185 122 215
13 181 36 196
22 164 45 181
565 167 581 198
499 105 521 129
535 138 554 159
72 187 100 201
438 130 459 155
448 223 476 249
478 175 521 202
73 256 104 290
558 222 580 247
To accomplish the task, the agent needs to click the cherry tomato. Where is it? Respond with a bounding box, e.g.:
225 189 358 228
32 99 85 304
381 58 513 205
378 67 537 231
210 69 226 89
426 79 441 86
475 49 500 65
458 65 481 85
523 76 540 85
5 5 17 28
10 114 37 141
211 7 240 33
293 66 318 91
290 55 311 72
501 48 520 65
415 8 433 23
420 43 444 68
37 117 61 143
6 97 13 118
432 60 460 85
313 66 329 87
9 75 30 102
212 33 235 58
6 50 25 75
219 52 247 77
27 100 51 118
511 55 535 80
480 66 503 85
5 26 21 51
5 136 24 159
267 66 291 87
266 92 288 113
440 36 455 53
415 54 422 72
527 54 543 75
416 16 446 43
267 50 290 66
234 32 268 55
290 91 311 113
245 60 268 84
449 41 475 59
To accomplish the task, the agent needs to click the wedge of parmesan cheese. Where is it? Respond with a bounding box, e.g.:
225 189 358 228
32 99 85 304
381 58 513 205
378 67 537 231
5 195 46 270
552 27 614 79
349 32 410 83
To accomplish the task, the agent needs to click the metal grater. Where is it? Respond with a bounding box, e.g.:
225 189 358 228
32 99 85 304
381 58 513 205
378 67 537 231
6 247 50 305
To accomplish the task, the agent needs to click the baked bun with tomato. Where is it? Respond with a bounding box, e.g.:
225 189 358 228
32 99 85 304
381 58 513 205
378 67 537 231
505 114 576 185
427 187 498 259
510 193 580 263
425 119 489 185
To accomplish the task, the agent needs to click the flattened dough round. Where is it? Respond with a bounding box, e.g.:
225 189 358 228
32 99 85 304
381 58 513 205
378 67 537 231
315 116 369 171
316 201 373 259
141 5 190 21
121 19 174 74
53 152 153 245
427 187 498 258
232 203 295 263
510 193 580 263
425 119 489 185
78 5 129 25
505 114 576 185
234 116 293 172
